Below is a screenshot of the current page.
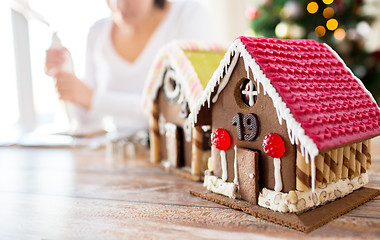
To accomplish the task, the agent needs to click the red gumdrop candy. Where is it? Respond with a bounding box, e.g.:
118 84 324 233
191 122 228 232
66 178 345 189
212 128 231 151
262 133 285 158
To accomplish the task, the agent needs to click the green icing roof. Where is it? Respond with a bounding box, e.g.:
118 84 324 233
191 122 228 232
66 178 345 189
183 50 225 89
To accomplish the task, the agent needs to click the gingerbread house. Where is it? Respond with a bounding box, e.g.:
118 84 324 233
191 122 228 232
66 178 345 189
189 36 380 229
143 40 226 180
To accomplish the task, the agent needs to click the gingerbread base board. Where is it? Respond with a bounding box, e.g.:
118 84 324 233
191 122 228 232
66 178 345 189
190 187 380 233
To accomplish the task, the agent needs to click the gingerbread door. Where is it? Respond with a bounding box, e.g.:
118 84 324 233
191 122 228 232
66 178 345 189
237 147 259 205
165 123 183 167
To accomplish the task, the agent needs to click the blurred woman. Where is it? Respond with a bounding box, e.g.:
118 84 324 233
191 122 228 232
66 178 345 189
45 0 213 135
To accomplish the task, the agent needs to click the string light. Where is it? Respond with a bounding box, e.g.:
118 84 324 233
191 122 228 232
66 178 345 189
323 7 334 18
326 18 338 30
275 22 290 38
280 8 290 19
315 26 326 37
323 0 334 5
334 28 346 40
307 2 319 14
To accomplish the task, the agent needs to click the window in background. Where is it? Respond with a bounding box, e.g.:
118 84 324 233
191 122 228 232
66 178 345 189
6 0 109 132
28 0 109 129
0 2 18 130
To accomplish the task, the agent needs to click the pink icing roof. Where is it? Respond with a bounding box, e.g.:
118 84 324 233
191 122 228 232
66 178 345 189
238 36 380 150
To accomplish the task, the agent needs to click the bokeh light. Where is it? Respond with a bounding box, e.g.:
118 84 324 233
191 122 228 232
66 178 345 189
245 7 259 20
326 19 338 30
323 7 334 18
323 0 334 5
307 2 319 14
315 26 326 37
334 28 346 40
275 22 290 38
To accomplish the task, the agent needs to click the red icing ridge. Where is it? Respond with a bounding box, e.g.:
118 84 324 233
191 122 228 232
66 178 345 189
237 36 380 150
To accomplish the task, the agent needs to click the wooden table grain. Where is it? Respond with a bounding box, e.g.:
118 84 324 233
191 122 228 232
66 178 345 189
0 138 379 239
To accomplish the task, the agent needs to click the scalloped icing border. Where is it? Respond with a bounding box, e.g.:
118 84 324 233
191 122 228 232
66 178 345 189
258 173 368 213
204 171 368 214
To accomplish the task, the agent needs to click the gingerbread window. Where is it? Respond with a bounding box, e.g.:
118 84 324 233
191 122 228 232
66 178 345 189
234 78 257 109
163 68 181 103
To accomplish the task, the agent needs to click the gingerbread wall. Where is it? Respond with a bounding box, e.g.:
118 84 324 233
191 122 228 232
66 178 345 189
157 88 193 168
211 58 297 192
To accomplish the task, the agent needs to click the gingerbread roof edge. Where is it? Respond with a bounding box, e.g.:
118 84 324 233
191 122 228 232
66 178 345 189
142 40 227 113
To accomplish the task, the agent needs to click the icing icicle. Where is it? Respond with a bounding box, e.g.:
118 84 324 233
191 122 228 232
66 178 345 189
273 158 282 192
212 53 239 103
220 150 228 181
233 145 238 185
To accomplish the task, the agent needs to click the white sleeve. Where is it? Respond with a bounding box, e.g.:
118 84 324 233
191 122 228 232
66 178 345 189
71 23 103 131
176 0 215 41
82 24 98 90
90 91 146 118
88 91 148 131
77 19 148 131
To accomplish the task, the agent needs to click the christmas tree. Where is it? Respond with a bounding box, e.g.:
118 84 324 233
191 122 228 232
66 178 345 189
247 0 380 103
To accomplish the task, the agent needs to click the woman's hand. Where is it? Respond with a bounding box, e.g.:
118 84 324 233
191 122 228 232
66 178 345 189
55 72 94 110
45 48 67 76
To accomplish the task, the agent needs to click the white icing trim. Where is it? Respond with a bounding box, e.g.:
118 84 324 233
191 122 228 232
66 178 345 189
258 173 368 213
188 47 237 118
212 53 239 103
273 158 282 192
220 150 227 181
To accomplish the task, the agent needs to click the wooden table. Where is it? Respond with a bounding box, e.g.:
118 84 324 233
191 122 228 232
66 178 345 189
0 138 379 239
